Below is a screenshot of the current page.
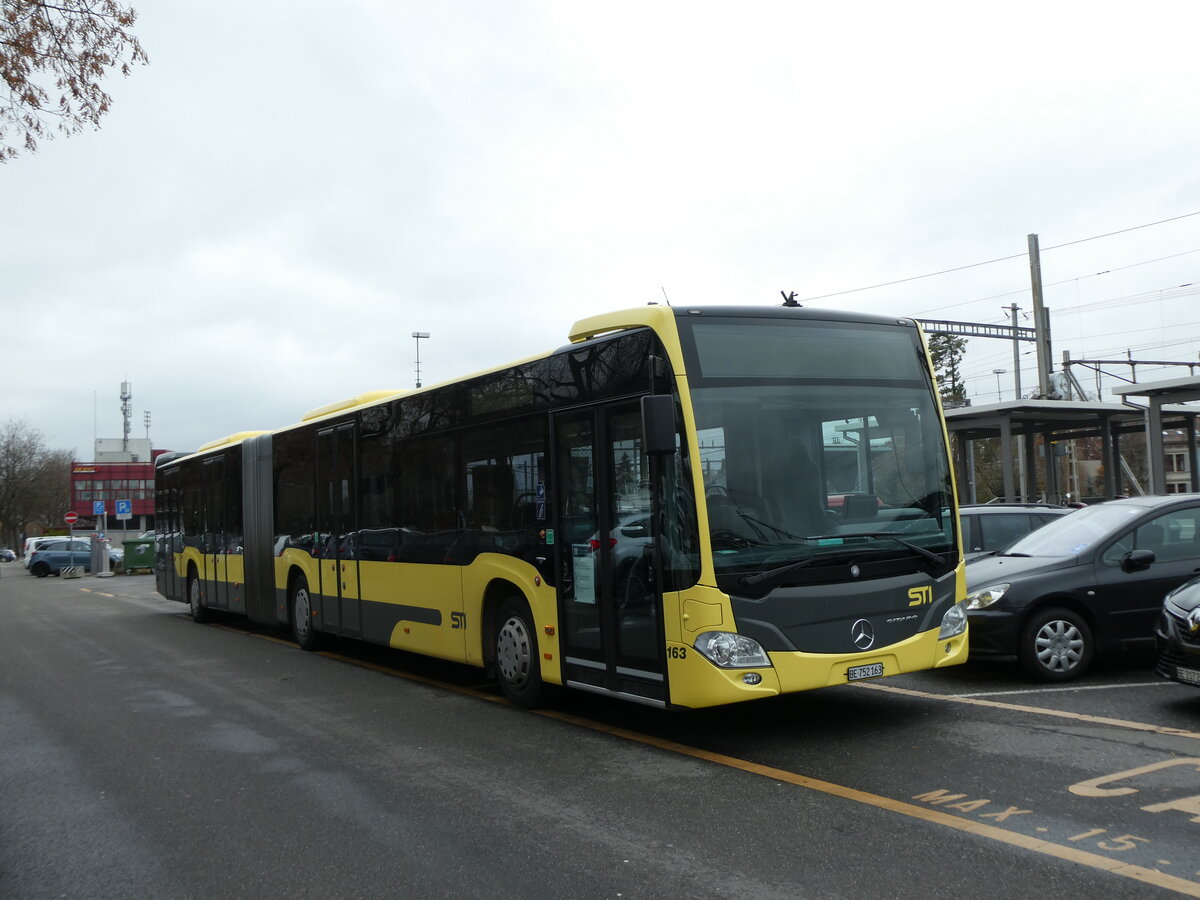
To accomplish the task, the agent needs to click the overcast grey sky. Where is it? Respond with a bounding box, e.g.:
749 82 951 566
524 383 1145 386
6 0 1200 457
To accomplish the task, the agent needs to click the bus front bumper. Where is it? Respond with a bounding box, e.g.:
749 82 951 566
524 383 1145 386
666 626 968 709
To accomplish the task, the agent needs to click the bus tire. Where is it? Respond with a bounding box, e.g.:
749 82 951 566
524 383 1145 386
1018 606 1093 682
290 574 322 651
494 595 555 708
187 570 210 623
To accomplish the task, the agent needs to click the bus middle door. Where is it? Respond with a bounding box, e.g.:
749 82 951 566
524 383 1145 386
317 423 362 637
202 455 230 611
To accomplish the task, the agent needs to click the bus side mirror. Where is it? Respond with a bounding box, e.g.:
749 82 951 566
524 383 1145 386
641 395 677 456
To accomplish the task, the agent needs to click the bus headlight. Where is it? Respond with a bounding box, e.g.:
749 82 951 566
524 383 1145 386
965 583 1009 610
694 632 771 668
937 601 968 639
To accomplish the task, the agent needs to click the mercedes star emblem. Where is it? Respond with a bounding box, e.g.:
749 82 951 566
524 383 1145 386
851 618 875 650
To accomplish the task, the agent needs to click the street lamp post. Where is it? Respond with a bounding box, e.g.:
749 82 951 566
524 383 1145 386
412 332 430 388
992 368 1007 403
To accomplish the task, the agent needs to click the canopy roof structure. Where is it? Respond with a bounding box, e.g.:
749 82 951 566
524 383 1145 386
944 393 1200 503
1111 375 1200 495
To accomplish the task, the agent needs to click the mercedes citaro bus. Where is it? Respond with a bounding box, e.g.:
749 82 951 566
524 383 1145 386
156 303 968 709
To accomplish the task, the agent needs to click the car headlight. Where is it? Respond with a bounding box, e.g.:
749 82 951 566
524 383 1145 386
938 600 968 638
694 632 771 668
965 582 1010 610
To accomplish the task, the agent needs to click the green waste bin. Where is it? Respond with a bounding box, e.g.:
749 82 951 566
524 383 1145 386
123 537 155 573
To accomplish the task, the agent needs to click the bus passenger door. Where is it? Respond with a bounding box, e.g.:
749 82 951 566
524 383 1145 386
555 404 666 704
203 455 230 610
317 423 362 637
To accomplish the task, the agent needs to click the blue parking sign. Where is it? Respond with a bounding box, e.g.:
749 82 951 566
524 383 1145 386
93 500 106 516
116 499 132 518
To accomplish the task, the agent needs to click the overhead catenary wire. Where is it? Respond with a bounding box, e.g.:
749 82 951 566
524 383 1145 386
799 210 1200 304
912 247 1200 315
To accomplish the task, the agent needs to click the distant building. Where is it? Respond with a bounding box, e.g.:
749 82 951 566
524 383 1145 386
94 437 153 463
70 438 169 534
1163 428 1198 494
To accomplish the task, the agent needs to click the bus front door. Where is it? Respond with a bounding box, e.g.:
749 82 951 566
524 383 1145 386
555 404 666 705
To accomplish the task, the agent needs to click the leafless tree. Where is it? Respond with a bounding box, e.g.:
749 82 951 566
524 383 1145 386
1 0 147 160
0 419 73 549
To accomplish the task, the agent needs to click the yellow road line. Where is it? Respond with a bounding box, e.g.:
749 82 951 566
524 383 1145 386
229 628 1200 897
536 707 1200 898
856 681 1200 742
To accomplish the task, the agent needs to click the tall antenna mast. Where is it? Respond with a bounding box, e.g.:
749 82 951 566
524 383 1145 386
120 381 132 451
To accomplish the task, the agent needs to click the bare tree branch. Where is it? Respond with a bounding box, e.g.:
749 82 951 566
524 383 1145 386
0 419 73 548
0 0 147 160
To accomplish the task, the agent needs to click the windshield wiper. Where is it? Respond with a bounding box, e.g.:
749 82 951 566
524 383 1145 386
738 531 951 587
739 550 856 586
802 531 950 574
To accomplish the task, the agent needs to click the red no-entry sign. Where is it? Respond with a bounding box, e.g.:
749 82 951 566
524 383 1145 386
64 511 78 526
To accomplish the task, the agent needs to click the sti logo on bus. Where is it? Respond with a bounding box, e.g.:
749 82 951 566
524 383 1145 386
907 586 933 607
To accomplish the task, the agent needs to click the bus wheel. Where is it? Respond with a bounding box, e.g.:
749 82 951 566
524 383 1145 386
494 596 555 708
290 574 321 651
187 571 210 623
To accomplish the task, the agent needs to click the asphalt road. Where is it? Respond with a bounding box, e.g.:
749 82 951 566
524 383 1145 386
2 563 1198 899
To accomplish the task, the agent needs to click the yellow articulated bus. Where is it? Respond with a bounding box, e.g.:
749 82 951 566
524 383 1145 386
156 303 968 709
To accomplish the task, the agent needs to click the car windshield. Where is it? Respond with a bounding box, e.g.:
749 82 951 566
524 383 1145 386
1000 503 1145 558
680 316 957 578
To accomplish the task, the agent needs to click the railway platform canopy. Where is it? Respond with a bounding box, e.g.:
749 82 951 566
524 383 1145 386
1111 375 1200 495
944 397 1199 504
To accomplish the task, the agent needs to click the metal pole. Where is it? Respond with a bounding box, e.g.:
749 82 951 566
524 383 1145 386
1010 303 1026 499
1009 304 1022 400
1028 234 1052 398
412 331 430 388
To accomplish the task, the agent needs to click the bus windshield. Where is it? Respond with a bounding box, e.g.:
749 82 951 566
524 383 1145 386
681 316 957 579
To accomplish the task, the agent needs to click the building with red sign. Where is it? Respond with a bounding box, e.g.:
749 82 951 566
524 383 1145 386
70 438 170 535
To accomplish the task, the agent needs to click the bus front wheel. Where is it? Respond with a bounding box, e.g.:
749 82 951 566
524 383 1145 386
290 574 322 651
494 596 555 708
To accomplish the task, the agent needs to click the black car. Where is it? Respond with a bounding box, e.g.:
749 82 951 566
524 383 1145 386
965 494 1200 681
1155 576 1200 689
959 503 1074 560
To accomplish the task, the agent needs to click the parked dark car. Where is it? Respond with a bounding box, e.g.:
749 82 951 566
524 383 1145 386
959 503 1074 560
965 494 1200 681
1155 576 1200 689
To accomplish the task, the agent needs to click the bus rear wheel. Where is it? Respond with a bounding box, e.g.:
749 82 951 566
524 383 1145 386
494 595 555 708
290 574 322 651
188 571 210 623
